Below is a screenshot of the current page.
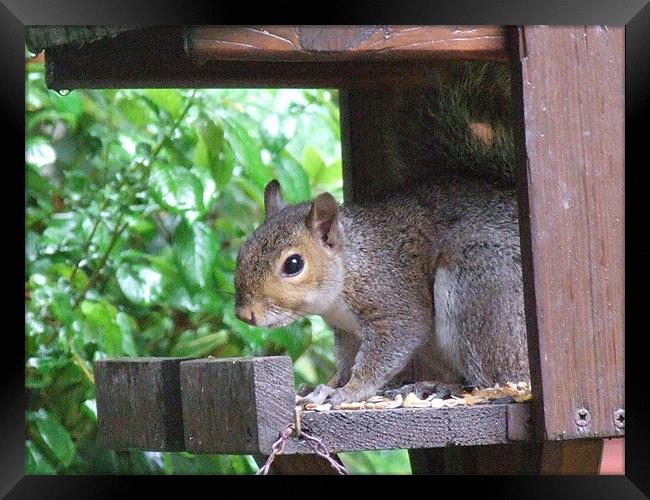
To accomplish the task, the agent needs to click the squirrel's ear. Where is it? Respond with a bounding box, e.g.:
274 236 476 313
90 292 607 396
307 192 340 250
264 180 287 218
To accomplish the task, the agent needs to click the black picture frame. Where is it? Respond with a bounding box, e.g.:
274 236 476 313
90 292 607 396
6 0 647 497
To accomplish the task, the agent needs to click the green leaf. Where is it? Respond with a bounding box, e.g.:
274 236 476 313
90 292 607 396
149 164 204 214
26 440 56 474
51 91 83 117
162 451 258 474
267 323 311 360
116 312 138 356
117 96 153 127
80 301 123 356
222 119 271 189
27 409 76 470
170 330 228 357
316 159 343 186
26 163 53 211
339 449 412 475
27 136 57 167
80 300 117 325
172 220 218 290
192 289 224 315
275 150 311 203
26 356 67 390
301 146 326 179
116 264 164 306
196 114 224 159
217 141 236 187
49 291 76 324
144 89 182 117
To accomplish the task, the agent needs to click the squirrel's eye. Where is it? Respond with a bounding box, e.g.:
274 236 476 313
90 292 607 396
282 254 304 276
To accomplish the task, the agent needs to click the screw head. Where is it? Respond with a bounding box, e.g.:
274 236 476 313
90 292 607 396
574 407 592 427
613 409 625 429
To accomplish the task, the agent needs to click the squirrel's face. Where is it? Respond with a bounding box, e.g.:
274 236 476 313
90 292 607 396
234 180 344 328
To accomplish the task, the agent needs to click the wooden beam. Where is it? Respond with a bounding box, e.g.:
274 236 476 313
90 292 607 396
94 357 190 451
44 27 504 91
510 25 625 441
189 26 509 63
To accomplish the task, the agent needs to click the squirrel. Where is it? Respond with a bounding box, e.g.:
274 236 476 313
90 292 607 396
234 62 530 405
234 177 529 405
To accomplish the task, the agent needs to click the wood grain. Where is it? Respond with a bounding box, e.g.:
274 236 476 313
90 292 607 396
94 357 190 451
189 26 508 63
511 26 624 440
282 404 529 454
45 27 453 90
180 356 295 455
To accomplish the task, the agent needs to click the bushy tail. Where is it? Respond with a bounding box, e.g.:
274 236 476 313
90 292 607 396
382 62 516 188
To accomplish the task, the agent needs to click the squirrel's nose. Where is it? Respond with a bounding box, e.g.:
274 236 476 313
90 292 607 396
235 305 257 326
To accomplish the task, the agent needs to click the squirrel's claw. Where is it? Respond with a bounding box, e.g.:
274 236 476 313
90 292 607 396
296 384 335 406
383 381 463 400
328 385 375 406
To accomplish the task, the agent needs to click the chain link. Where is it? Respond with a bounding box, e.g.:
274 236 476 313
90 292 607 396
256 420 347 475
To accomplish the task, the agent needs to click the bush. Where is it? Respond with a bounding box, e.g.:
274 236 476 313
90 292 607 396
26 52 410 474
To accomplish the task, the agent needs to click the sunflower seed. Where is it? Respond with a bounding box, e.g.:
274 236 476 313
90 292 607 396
403 392 430 408
430 398 445 408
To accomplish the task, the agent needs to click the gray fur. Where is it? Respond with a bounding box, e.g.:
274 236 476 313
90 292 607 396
235 175 529 405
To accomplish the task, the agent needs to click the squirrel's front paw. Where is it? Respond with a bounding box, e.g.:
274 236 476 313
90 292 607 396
328 386 375 406
296 384 335 406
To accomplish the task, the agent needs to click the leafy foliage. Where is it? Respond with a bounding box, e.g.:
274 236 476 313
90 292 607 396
26 53 407 474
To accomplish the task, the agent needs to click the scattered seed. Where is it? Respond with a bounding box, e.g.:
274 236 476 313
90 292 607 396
339 402 364 410
403 392 431 408
296 381 531 412
430 398 445 408
515 393 532 403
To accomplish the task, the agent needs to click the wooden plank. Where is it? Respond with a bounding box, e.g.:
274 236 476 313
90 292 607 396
180 356 295 455
283 404 529 454
189 26 509 63
510 25 624 440
96 355 530 455
94 357 190 451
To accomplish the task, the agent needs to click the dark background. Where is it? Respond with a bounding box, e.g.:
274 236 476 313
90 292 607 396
4 0 647 496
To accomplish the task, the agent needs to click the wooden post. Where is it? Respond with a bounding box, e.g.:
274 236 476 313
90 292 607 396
179 356 344 473
94 357 190 451
510 25 624 444
180 356 296 455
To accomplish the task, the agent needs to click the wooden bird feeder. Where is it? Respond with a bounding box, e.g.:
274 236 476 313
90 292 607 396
37 25 624 474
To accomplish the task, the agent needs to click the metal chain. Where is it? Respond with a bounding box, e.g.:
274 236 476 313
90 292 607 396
256 414 348 475
256 424 295 475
